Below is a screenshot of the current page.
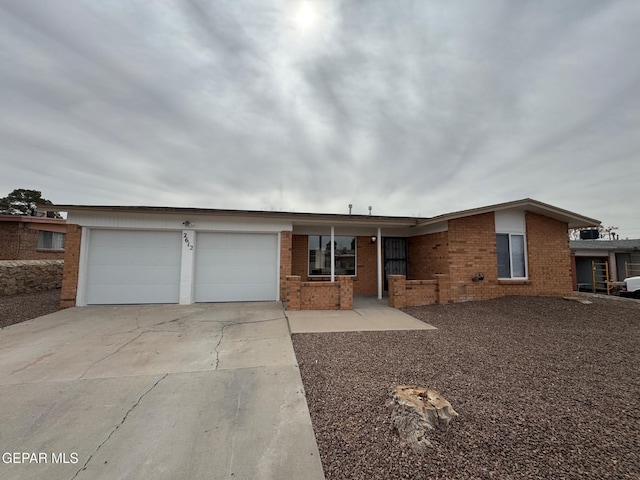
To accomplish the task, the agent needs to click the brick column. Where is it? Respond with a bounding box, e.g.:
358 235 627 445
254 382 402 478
338 276 353 310
388 274 406 309
280 231 293 302
60 224 82 308
285 275 301 310
433 274 450 304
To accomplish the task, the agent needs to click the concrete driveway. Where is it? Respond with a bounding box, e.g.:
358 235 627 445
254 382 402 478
0 303 324 480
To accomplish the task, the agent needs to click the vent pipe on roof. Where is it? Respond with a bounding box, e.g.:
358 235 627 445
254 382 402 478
348 204 352 215
368 206 372 216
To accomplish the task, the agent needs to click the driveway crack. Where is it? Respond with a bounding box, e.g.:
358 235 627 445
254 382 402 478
214 324 227 370
78 331 146 379
70 373 168 480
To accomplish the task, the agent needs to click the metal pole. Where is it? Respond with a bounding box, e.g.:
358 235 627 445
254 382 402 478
331 226 335 282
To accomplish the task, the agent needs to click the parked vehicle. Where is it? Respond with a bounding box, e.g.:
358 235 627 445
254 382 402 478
620 276 640 299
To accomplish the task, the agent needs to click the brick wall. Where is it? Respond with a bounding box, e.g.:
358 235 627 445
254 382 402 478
285 275 353 310
291 234 308 278
0 223 19 259
0 222 64 261
60 224 82 308
447 213 499 302
388 274 444 308
279 231 292 302
408 231 449 279
442 211 572 302
354 236 377 295
0 260 63 295
522 211 572 296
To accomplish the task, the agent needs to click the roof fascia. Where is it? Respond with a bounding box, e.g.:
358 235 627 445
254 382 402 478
47 205 419 228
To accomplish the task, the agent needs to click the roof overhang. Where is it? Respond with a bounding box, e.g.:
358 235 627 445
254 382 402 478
46 198 600 230
415 198 600 229
45 205 420 228
0 214 66 225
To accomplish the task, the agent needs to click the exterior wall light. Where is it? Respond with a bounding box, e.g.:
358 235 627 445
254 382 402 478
371 236 377 244
183 220 194 227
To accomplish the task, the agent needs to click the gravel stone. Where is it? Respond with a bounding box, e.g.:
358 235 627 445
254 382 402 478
0 288 62 328
292 296 640 480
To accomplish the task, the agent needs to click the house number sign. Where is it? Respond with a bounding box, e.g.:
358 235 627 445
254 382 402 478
183 232 194 251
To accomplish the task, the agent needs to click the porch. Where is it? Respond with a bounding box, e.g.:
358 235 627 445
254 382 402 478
286 295 437 333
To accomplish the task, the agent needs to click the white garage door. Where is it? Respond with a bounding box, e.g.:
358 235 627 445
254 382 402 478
85 230 182 305
195 233 278 302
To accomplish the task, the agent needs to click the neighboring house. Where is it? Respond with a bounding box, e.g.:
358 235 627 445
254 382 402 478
570 239 640 292
0 215 67 260
51 198 599 309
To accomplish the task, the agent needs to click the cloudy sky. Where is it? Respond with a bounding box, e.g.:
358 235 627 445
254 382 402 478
1 1 639 237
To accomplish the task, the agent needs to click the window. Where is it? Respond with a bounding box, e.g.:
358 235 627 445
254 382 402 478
496 233 526 279
308 235 356 276
37 231 66 250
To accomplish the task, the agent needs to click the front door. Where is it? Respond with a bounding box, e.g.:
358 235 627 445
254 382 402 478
384 237 407 290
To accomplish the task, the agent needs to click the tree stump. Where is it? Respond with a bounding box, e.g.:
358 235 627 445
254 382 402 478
388 385 458 452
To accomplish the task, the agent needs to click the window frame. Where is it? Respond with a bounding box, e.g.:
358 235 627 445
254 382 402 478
496 233 527 280
307 235 357 277
37 231 66 251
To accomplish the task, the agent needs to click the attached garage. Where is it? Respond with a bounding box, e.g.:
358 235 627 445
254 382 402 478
85 230 182 305
195 232 278 302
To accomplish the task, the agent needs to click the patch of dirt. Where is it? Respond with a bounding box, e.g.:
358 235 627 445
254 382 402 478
292 296 640 479
0 289 62 328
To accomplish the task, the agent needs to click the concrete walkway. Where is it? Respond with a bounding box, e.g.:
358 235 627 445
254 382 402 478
287 296 436 333
0 303 324 480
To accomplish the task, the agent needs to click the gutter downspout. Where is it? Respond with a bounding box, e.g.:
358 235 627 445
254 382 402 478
377 227 382 299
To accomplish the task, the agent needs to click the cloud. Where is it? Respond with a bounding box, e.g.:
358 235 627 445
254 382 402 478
0 0 638 236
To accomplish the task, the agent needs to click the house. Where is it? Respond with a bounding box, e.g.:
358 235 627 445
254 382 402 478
50 198 599 309
0 215 67 260
570 239 640 292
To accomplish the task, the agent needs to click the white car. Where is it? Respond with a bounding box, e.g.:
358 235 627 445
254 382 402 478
620 276 640 299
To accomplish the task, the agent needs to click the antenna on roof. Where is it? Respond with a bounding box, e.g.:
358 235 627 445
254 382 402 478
348 204 352 215
368 206 372 216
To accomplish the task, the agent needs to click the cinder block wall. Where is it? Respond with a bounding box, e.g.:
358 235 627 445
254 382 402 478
0 260 63 295
60 224 82 308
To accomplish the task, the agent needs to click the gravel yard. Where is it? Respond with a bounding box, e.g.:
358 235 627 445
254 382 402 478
292 296 640 479
0 289 62 329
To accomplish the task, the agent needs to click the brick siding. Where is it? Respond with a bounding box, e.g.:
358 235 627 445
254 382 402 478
354 236 377 295
407 231 449 279
445 211 572 302
0 222 64 261
60 224 82 308
279 231 292 302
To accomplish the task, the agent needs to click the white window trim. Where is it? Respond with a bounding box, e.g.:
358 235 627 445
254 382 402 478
497 233 528 280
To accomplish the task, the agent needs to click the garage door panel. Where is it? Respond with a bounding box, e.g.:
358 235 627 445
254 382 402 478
195 233 277 302
92 285 180 305
86 230 181 305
